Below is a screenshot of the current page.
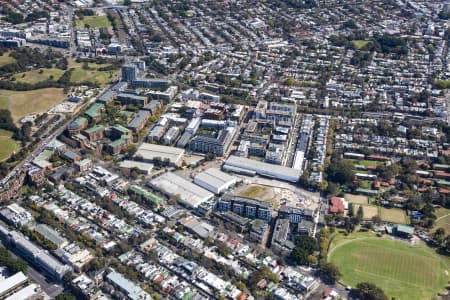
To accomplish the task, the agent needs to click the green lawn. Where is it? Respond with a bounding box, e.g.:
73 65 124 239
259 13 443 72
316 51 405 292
329 234 449 300
0 51 15 66
69 61 119 86
0 95 8 110
432 208 450 233
434 214 450 234
6 60 117 88
435 207 450 219
76 16 111 29
358 180 373 189
0 129 19 161
352 40 370 49
348 159 385 167
12 68 65 84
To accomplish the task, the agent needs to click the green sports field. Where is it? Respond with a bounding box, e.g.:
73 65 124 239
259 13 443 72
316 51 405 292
0 129 19 161
76 16 111 29
12 68 64 84
433 208 450 233
329 234 449 300
68 60 120 86
0 51 15 66
352 40 370 49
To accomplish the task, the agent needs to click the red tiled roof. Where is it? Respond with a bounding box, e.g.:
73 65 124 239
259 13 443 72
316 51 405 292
237 292 247 300
420 178 432 185
324 288 333 297
330 197 345 213
439 189 450 194
257 279 267 289
435 172 450 178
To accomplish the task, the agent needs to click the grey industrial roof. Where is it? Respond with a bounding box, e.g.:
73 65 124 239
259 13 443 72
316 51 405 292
224 155 301 181
119 160 154 172
135 143 184 164
194 168 236 190
150 172 213 208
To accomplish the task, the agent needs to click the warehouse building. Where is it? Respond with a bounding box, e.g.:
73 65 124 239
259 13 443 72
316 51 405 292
135 143 185 166
119 160 154 175
149 172 214 208
194 168 237 194
223 155 301 182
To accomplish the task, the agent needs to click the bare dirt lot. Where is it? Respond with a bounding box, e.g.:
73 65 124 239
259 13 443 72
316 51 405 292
380 207 408 224
353 204 378 219
345 193 368 204
235 184 280 208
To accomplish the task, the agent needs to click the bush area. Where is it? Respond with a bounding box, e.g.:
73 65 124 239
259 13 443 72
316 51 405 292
0 246 28 273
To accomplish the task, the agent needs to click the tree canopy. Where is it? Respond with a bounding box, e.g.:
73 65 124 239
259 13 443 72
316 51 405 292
290 235 317 265
319 262 341 283
327 159 355 185
351 282 388 300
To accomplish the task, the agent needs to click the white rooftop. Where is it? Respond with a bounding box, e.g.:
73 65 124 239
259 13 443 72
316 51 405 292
194 168 237 192
135 143 184 165
0 272 28 296
150 172 214 208
4 284 41 300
